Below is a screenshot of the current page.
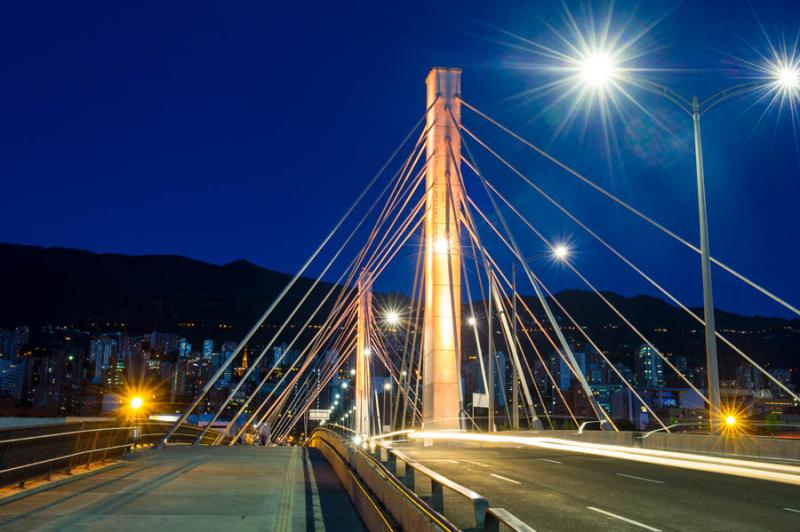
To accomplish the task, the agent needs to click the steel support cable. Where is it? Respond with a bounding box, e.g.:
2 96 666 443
392 227 424 429
459 99 800 318
403 227 426 430
462 142 799 407
163 107 435 446
274 339 357 443
463 197 613 426
208 125 429 441
460 216 575 427
262 319 357 445
459 148 708 400
492 255 669 431
272 340 352 441
362 174 427 275
270 195 427 438
258 299 358 430
462 208 579 427
222 183 404 444
478 175 708 403
198 170 415 443
271 307 358 428
451 120 600 429
270 315 358 435
448 137 542 429
213 254 363 443
233 298 359 444
492 279 554 429
466 196 669 431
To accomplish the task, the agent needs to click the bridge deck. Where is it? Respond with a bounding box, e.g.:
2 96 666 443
0 446 363 532
393 441 800 531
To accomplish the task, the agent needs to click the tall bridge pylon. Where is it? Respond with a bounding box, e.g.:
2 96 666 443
422 67 463 430
355 273 373 437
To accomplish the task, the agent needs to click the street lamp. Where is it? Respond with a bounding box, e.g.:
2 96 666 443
552 244 570 260
578 51 617 88
384 311 400 327
563 47 799 429
467 316 477 327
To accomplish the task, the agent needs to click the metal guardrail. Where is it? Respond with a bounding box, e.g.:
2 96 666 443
485 508 536 532
0 419 232 489
387 447 489 530
310 427 532 531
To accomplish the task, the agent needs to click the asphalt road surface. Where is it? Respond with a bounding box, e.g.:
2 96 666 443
393 441 800 532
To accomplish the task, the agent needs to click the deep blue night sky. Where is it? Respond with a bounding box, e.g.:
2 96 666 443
2 1 798 318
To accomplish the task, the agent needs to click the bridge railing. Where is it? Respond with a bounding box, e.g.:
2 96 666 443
0 419 232 489
308 426 531 531
386 446 489 530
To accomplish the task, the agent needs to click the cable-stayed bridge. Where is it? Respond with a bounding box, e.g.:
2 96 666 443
2 67 799 531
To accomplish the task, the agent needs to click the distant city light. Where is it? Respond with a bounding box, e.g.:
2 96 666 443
341 382 349 389
384 382 392 390
363 348 372 356
467 316 477 327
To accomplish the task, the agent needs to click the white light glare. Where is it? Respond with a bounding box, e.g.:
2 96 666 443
385 311 400 326
552 244 570 260
579 51 617 87
434 237 449 254
776 66 800 90
467 316 477 327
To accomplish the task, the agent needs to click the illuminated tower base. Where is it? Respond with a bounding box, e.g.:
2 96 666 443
355 274 372 436
422 67 462 430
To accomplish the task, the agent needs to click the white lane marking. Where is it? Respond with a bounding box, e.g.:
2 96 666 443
616 473 664 484
462 459 489 467
490 473 522 485
784 507 800 514
586 507 661 531
538 458 562 464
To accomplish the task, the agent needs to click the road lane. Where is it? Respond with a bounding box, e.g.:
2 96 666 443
394 442 800 531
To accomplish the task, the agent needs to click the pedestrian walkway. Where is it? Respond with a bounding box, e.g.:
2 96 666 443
0 446 364 531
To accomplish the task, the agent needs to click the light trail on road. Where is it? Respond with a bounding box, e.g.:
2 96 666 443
408 431 800 486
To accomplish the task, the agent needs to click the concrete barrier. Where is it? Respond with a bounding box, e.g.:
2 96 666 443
640 432 800 461
308 429 455 531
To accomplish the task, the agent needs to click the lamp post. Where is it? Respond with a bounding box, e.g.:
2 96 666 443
574 52 799 429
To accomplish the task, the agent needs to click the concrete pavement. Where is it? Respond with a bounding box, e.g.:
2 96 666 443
0 446 364 532
393 441 800 531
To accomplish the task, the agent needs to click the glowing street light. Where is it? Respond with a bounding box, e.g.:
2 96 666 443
434 237 449 254
341 382 349 390
552 244 570 260
130 396 144 410
725 415 737 427
579 51 617 88
467 316 477 327
775 65 800 91
349 368 356 376
385 311 400 326
384 382 392 391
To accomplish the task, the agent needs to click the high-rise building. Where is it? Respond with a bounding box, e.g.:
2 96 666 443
559 351 586 391
203 339 214 360
636 345 665 388
90 335 119 384
179 338 192 359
